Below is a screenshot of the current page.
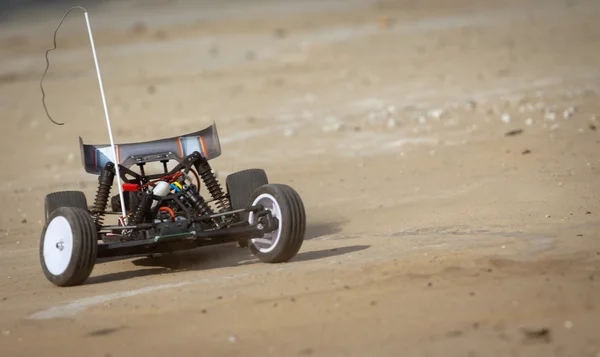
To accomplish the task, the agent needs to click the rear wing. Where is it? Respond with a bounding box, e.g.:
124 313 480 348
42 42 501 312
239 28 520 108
79 122 222 175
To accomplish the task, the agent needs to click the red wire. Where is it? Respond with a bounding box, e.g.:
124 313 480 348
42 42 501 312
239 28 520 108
189 169 201 189
139 172 184 189
159 207 176 221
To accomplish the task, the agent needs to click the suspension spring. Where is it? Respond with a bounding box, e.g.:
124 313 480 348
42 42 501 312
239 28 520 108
91 162 115 228
195 159 230 212
131 192 153 225
182 184 214 217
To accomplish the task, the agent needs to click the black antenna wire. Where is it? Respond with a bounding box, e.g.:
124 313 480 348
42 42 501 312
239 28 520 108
40 6 88 126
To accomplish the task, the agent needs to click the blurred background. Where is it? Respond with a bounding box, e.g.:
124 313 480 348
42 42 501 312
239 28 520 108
0 0 599 356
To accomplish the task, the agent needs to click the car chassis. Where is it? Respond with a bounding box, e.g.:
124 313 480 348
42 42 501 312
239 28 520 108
40 123 306 287
38 8 305 287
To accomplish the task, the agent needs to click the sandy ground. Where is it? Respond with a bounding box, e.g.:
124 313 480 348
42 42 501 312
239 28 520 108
1 0 600 356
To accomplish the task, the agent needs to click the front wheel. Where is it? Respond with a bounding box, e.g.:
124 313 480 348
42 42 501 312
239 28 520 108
39 207 98 287
248 184 306 263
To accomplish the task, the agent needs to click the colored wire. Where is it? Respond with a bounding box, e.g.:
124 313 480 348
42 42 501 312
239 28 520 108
189 168 201 189
159 207 176 221
139 172 185 190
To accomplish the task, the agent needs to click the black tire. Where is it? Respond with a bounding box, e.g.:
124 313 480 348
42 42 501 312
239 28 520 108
226 169 269 211
226 169 269 247
39 207 98 287
248 184 306 263
44 191 88 223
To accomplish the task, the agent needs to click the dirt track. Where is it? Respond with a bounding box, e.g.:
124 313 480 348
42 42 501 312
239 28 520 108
1 0 600 356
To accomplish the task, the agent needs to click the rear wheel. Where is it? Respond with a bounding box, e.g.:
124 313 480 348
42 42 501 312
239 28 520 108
226 169 268 247
44 191 88 223
248 184 306 263
40 207 98 287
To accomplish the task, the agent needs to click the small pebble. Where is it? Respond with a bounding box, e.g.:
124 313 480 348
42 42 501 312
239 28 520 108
386 118 397 128
283 128 296 137
322 116 344 133
501 113 511 123
525 118 534 126
545 111 556 121
546 215 551 218
428 109 444 119
322 123 344 133
228 335 238 343
563 106 576 120
564 321 573 329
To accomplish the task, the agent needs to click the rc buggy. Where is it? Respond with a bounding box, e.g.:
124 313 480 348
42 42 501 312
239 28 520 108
40 123 306 287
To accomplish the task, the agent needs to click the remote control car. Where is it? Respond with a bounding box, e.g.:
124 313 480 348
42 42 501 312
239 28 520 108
40 123 306 287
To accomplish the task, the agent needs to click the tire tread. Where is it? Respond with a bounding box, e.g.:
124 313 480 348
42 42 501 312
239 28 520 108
40 207 97 287
226 169 269 211
44 191 88 222
249 183 306 263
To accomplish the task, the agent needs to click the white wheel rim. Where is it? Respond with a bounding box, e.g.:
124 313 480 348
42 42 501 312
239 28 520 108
43 216 74 276
249 193 282 253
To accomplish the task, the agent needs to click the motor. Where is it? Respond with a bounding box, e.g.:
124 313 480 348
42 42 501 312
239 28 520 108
151 180 171 208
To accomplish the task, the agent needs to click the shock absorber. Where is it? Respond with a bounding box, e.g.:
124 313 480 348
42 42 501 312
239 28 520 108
182 184 214 216
131 191 153 225
91 162 115 228
194 159 230 212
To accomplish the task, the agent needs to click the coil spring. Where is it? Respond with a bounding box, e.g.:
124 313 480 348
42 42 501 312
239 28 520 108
195 160 230 212
195 202 213 217
187 188 214 217
131 192 153 225
91 162 115 227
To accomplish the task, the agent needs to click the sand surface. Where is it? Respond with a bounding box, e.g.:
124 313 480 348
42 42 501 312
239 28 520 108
0 0 599 356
